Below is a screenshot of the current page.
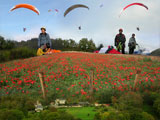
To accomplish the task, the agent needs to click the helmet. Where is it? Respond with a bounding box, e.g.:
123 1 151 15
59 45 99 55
41 27 46 31
119 28 123 32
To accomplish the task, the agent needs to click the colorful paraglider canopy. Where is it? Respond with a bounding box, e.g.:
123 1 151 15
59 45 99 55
10 4 40 15
119 3 148 17
64 4 89 17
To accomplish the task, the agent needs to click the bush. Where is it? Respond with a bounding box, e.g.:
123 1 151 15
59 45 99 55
143 92 160 105
141 112 155 120
100 111 130 120
44 112 60 120
153 98 160 116
49 107 58 112
0 109 24 120
0 95 36 116
117 92 143 110
0 47 36 63
0 50 10 62
10 47 36 59
25 100 35 111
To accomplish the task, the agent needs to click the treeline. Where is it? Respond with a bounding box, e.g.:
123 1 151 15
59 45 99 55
0 35 105 52
0 35 104 62
16 38 98 52
0 36 36 63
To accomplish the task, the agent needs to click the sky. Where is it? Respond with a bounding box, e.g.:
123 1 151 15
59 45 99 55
0 0 160 52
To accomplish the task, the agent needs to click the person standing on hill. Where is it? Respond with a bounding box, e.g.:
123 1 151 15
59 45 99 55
38 27 52 49
128 33 137 54
114 29 126 54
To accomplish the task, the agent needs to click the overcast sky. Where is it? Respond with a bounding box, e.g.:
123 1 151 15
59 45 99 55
0 0 160 51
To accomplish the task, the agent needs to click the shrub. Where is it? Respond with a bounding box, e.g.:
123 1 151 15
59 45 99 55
44 112 60 120
25 100 35 111
141 112 155 120
143 92 160 105
94 113 101 120
10 47 36 59
0 50 10 62
100 111 130 120
0 47 36 63
0 109 24 120
49 107 58 112
153 98 160 116
117 92 143 110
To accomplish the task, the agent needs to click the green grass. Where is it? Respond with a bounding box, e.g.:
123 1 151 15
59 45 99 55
60 107 96 120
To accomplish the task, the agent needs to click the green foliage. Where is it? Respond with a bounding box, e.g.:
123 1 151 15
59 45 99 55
0 95 35 116
78 38 96 52
49 107 58 112
0 50 10 62
104 112 130 120
94 113 101 120
117 92 143 110
0 109 24 120
0 47 36 63
0 36 15 50
10 47 36 59
143 92 160 105
44 112 60 120
141 112 155 120
97 90 118 104
153 98 160 116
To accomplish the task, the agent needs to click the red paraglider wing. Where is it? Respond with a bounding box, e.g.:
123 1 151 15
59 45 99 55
10 4 40 15
123 3 148 11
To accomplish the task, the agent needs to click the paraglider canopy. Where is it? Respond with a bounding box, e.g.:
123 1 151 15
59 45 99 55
64 4 89 17
119 3 148 17
10 4 40 15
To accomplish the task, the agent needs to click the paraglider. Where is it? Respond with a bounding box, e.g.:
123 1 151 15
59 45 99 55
100 4 103 8
48 9 52 12
78 26 81 30
48 9 59 13
23 28 26 32
64 4 89 17
119 3 148 17
55 9 59 12
137 27 140 31
10 4 40 15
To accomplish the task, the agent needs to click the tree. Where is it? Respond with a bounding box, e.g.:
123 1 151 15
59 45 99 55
78 38 89 51
78 38 96 52
0 36 15 50
88 39 96 52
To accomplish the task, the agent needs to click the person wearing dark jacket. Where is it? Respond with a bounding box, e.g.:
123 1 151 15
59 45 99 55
115 29 126 54
38 27 52 48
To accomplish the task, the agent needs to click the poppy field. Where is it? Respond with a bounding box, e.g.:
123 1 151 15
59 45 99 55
0 52 160 103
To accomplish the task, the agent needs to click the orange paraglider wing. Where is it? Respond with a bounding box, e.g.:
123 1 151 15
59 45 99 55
10 4 40 15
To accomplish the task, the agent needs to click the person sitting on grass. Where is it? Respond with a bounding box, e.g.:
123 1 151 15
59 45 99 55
37 44 46 56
